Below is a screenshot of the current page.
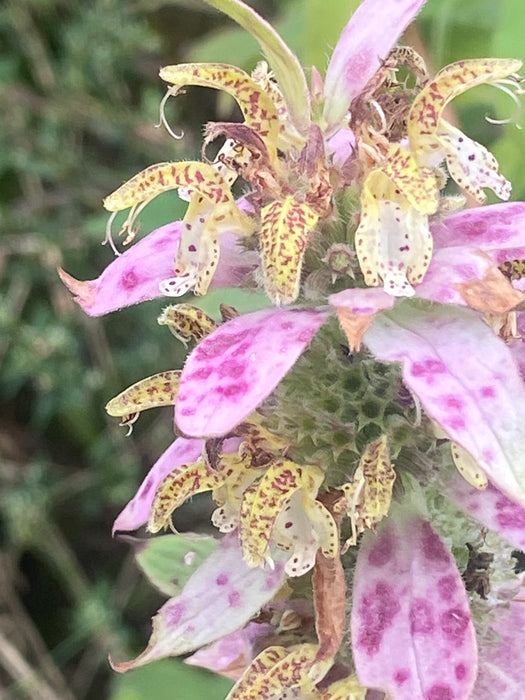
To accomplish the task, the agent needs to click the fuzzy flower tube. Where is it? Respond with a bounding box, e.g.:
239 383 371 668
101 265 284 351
61 0 525 697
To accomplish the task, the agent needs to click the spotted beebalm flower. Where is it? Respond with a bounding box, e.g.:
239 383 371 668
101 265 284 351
61 0 525 697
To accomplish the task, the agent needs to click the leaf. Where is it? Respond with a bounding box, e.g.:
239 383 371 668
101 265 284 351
201 0 310 133
351 506 477 698
134 533 218 597
109 657 233 700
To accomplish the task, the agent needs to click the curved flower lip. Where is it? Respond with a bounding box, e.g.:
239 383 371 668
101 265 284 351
59 223 258 317
112 436 242 534
322 0 427 131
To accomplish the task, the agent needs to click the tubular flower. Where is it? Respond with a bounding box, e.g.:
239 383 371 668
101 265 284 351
61 0 525 697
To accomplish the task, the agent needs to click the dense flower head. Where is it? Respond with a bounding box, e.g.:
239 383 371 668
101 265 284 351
61 0 525 697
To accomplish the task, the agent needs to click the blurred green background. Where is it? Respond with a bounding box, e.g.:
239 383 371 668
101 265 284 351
1 0 524 697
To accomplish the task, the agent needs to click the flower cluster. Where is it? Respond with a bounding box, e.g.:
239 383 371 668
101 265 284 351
61 0 525 697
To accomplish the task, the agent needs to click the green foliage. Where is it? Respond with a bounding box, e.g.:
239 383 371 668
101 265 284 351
109 658 234 700
134 533 218 597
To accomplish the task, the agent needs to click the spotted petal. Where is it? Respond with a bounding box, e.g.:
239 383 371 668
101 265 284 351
416 247 523 311
111 534 287 671
112 437 203 534
408 59 521 202
201 0 310 134
431 201 525 259
351 507 477 699
364 301 525 506
176 306 329 437
260 197 319 305
323 0 427 130
240 461 337 576
148 458 224 534
226 644 326 700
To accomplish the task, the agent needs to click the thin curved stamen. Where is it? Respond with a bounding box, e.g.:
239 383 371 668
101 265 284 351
103 211 121 257
485 78 524 125
121 412 140 436
156 87 184 141
118 200 152 245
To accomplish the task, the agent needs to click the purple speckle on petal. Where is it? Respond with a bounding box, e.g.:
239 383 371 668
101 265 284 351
441 394 464 410
189 366 213 381
447 415 466 430
440 608 470 644
411 358 446 382
426 683 454 700
166 601 186 625
120 269 139 289
409 598 435 634
421 522 449 563
480 385 496 398
232 342 251 358
297 329 315 343
394 669 410 686
437 575 457 601
217 381 248 398
140 476 155 498
280 321 294 330
216 573 228 586
154 235 173 250
228 590 241 607
216 360 246 379
180 406 197 417
368 530 394 567
357 581 401 656
455 663 467 680
496 497 525 530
